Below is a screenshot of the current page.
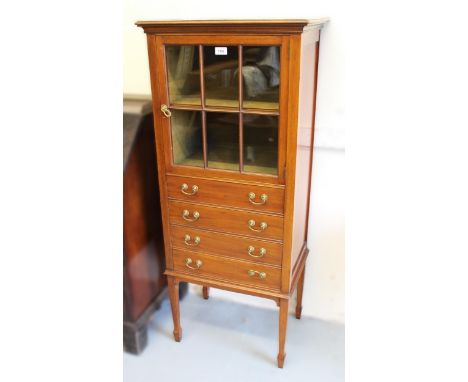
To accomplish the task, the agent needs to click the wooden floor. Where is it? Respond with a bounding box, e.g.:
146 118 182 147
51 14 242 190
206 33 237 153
124 291 344 381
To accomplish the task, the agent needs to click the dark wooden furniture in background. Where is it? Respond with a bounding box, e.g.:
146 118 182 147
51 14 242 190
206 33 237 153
123 98 190 354
123 98 166 354
136 19 327 367
123 98 188 354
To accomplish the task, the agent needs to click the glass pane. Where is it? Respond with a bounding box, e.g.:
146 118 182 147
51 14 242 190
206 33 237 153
203 46 239 108
242 46 280 110
166 45 201 105
206 112 239 171
171 110 203 167
243 114 278 175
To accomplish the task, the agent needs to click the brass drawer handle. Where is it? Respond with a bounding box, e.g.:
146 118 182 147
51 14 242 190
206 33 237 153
184 234 201 246
185 258 202 270
248 219 268 232
182 209 200 222
248 192 268 205
247 246 266 258
160 104 172 118
181 183 198 196
248 270 266 279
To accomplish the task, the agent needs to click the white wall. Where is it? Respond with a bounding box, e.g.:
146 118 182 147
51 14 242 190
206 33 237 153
124 0 345 323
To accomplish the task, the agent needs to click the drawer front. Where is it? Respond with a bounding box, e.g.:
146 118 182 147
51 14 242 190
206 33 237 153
166 175 284 214
168 200 284 241
173 248 281 290
170 225 283 266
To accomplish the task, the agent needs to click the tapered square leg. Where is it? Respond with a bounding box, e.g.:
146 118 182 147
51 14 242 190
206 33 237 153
277 298 289 368
295 265 306 319
167 276 182 342
202 286 210 300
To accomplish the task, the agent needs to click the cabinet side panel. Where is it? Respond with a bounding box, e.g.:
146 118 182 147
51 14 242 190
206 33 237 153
290 30 319 270
281 35 300 293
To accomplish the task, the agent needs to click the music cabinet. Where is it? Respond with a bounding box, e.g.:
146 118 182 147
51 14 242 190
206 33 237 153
136 19 327 367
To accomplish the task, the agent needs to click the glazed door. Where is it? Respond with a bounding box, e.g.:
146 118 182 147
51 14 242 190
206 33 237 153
155 35 288 184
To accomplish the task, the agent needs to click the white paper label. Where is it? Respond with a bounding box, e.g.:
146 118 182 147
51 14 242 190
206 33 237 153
215 47 227 55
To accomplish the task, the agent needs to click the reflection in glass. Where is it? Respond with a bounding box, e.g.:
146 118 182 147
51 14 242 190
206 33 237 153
242 46 280 110
166 45 201 105
203 46 239 108
171 110 203 167
206 112 239 171
243 114 278 175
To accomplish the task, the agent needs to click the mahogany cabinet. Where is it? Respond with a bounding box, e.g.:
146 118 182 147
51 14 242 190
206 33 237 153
136 19 327 367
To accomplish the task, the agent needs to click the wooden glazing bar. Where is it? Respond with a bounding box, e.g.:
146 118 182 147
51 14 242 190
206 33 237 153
168 105 279 116
169 104 203 111
201 111 208 169
242 108 280 116
199 45 208 168
238 45 243 111
199 45 206 109
238 45 244 173
239 113 244 173
204 106 239 114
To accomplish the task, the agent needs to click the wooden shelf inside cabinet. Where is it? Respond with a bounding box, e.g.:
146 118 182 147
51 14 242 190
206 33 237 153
136 18 328 368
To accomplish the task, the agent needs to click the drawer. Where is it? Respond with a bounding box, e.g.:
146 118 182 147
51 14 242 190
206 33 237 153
173 248 281 290
168 200 284 241
166 175 284 214
170 225 283 266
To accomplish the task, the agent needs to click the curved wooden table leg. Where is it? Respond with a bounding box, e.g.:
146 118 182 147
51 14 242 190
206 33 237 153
277 298 288 368
202 286 210 300
167 276 182 342
296 265 306 319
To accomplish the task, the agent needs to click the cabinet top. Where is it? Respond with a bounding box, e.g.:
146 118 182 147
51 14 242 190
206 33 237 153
135 19 328 35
